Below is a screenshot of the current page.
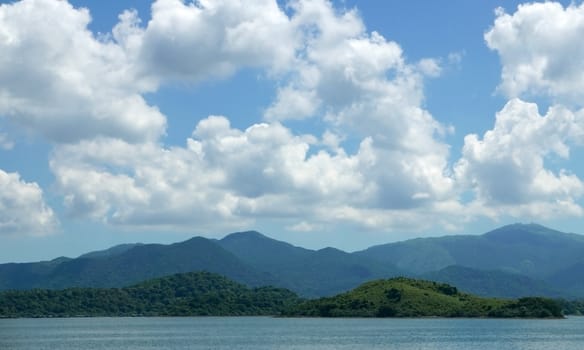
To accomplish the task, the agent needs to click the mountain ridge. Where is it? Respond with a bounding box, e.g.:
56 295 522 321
1 223 584 298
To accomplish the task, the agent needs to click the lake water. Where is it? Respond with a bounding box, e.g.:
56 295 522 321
1 316 583 349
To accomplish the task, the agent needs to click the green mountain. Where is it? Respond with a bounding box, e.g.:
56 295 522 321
0 271 300 318
358 223 584 279
217 231 402 297
2 223 584 299
78 243 144 259
546 261 584 296
422 265 564 299
283 277 563 318
0 231 401 297
0 237 275 290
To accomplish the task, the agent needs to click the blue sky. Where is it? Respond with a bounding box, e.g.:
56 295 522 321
1 0 583 262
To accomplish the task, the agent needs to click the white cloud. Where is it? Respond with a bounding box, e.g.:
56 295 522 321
50 135 236 230
37 0 461 233
14 0 584 236
485 2 584 105
264 87 320 121
456 98 584 217
0 132 13 150
264 0 454 211
286 221 322 232
0 0 166 143
48 111 471 233
132 0 296 83
0 169 58 236
49 117 371 230
417 58 442 77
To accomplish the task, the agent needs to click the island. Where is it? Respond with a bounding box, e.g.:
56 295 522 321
283 277 563 318
0 272 300 318
0 272 563 318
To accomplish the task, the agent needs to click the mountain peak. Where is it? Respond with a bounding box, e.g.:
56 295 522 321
221 230 268 241
317 247 346 255
484 223 566 242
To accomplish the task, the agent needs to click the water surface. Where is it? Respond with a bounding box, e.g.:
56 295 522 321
1 316 583 349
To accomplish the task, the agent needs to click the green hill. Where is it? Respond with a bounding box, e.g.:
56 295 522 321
0 273 565 319
0 271 299 318
283 277 563 318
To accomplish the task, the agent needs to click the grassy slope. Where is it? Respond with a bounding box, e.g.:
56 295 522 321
284 277 563 318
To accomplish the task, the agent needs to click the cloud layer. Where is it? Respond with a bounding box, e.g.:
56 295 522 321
1 0 584 236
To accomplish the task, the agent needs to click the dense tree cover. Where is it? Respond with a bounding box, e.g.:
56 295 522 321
0 272 300 318
283 277 563 318
557 299 584 315
0 272 567 319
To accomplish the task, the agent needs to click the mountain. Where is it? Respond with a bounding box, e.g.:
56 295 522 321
0 258 66 290
78 243 144 259
0 237 275 290
0 271 300 318
217 231 402 297
2 223 584 299
357 223 584 280
0 231 401 297
546 261 584 296
422 265 564 299
283 277 563 318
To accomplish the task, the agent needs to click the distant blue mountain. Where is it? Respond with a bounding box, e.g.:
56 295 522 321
1 223 583 298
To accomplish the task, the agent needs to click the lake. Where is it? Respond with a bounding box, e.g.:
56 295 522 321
1 316 583 349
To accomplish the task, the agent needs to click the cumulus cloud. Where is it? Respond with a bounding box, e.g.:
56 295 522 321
0 169 58 236
477 1 584 220
486 2 584 105
264 0 454 210
38 0 459 233
12 0 584 236
49 115 463 232
456 99 584 217
124 0 296 83
0 0 166 143
49 117 371 230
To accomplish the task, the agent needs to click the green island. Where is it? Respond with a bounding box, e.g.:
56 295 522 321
0 272 300 318
283 277 563 318
0 272 564 318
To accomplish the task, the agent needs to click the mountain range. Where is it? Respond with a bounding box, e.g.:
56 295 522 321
1 223 584 298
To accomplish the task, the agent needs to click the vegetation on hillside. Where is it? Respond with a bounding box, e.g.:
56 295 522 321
217 231 402 297
283 277 563 318
422 265 563 298
0 272 299 318
0 273 565 319
557 299 584 315
3 224 584 300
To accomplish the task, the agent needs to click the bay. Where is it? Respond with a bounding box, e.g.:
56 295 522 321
1 316 583 350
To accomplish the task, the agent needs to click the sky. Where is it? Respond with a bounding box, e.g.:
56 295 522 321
1 0 584 263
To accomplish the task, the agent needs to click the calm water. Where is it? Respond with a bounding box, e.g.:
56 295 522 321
1 316 583 349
